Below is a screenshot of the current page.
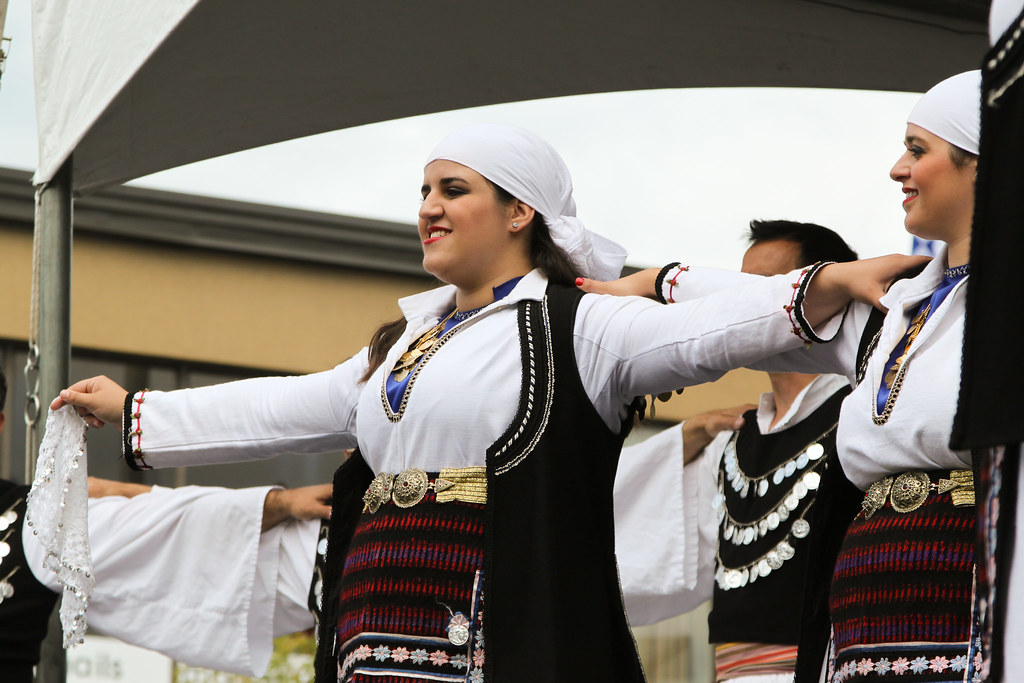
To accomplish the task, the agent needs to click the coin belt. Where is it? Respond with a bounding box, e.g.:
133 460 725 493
362 467 487 513
861 469 974 519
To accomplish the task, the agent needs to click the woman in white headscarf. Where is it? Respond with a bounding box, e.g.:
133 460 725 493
586 71 984 682
49 124 910 683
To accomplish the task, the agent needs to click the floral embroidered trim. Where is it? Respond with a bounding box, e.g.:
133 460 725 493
832 651 972 681
123 390 152 470
788 261 834 344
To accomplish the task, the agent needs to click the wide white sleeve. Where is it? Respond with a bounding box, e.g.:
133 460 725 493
25 485 290 677
268 517 320 637
614 424 723 626
127 354 367 469
577 268 836 428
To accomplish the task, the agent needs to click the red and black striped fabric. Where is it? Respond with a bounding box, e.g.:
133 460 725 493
827 472 978 681
334 490 486 683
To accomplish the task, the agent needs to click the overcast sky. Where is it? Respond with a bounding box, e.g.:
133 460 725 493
0 0 924 270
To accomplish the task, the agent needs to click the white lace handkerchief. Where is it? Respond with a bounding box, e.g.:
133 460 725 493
26 405 93 647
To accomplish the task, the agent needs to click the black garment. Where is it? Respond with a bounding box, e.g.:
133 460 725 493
0 481 60 683
317 283 643 683
708 387 848 645
951 11 1024 682
952 8 1024 449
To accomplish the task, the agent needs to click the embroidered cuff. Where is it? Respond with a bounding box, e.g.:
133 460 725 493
786 262 835 344
122 389 152 471
656 263 690 304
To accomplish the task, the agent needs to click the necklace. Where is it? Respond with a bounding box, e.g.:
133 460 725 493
391 310 458 382
883 305 929 388
720 426 832 499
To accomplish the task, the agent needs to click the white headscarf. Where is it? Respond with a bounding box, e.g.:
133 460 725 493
425 123 628 281
989 0 1024 45
907 71 981 155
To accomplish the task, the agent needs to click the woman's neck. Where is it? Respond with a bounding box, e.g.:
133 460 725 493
945 232 971 268
455 270 530 311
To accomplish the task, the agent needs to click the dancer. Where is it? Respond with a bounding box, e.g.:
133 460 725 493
587 71 983 682
50 124 914 682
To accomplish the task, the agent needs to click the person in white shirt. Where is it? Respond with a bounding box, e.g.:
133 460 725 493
0 367 327 681
49 124 915 683
587 71 984 682
615 220 858 682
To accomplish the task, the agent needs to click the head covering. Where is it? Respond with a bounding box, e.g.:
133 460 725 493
907 71 981 155
425 123 628 281
989 0 1023 46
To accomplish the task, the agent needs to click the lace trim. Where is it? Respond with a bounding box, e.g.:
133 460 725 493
25 406 93 646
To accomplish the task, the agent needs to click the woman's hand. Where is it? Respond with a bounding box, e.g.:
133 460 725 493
803 254 931 325
49 375 129 429
576 268 661 299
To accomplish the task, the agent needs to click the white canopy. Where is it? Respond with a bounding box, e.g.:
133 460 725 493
33 0 988 194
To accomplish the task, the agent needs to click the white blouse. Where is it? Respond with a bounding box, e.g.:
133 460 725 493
128 268 822 474
663 249 972 490
24 485 319 677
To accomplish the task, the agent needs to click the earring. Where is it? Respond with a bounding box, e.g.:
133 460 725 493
512 222 519 228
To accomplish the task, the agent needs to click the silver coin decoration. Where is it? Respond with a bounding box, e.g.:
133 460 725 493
715 426 836 590
0 519 7 532
446 613 471 646
791 519 810 538
0 542 9 559
0 581 12 598
317 538 328 556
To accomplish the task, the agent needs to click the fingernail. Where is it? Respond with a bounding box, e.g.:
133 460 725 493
575 277 584 287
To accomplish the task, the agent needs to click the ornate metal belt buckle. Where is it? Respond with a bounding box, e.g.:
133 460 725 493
862 476 892 519
938 469 975 507
363 472 395 514
392 468 430 508
890 471 931 513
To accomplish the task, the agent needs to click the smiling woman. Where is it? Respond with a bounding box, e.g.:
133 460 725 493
49 123 913 683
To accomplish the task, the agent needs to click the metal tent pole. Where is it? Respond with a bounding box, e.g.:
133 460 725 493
31 156 73 683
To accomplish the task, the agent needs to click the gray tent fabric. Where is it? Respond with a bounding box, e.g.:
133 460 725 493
33 0 987 195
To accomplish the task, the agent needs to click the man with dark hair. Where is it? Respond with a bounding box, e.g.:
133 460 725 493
615 220 858 683
0 366 327 682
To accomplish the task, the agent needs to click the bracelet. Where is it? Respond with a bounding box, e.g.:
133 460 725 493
786 262 835 344
123 389 152 471
655 262 681 304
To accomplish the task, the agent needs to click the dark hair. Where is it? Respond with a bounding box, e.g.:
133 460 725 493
490 183 581 287
747 219 858 267
0 367 6 413
948 143 978 170
360 179 580 383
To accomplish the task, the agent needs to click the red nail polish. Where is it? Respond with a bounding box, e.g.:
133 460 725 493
575 277 584 286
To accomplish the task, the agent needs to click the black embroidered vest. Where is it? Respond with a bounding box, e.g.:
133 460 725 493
316 283 644 682
708 387 848 645
0 480 59 683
